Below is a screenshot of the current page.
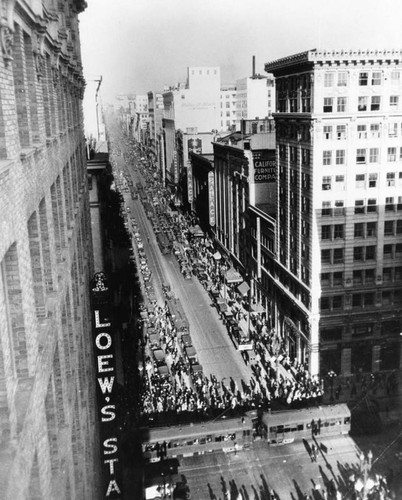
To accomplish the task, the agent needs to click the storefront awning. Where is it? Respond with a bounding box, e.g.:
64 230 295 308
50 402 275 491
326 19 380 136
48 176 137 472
250 303 265 314
224 267 243 284
237 282 250 296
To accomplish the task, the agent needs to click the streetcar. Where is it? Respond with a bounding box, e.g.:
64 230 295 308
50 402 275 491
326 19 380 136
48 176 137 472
142 415 254 462
259 403 351 445
141 404 351 462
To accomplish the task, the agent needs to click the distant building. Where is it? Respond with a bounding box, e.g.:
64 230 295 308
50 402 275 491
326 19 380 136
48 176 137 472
265 49 402 377
0 1 99 500
220 84 237 131
235 74 275 128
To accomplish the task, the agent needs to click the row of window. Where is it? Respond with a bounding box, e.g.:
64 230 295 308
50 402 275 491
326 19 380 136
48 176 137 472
321 220 402 240
321 197 402 215
323 148 402 165
323 122 401 140
321 244 402 264
324 71 401 88
321 289 402 311
323 95 399 113
321 267 402 287
322 172 402 191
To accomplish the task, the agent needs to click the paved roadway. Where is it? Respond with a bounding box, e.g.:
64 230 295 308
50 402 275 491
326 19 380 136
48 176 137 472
179 435 361 500
122 170 254 391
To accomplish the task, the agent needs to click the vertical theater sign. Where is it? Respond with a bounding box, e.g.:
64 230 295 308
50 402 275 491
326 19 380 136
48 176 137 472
91 272 122 499
208 170 215 227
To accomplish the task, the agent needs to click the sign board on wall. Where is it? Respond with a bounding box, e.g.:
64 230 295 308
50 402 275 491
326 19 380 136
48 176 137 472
252 149 276 183
91 272 122 499
187 162 193 203
187 138 202 154
208 171 215 226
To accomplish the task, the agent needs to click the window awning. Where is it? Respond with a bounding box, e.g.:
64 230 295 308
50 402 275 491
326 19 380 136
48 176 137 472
224 267 243 284
237 282 250 296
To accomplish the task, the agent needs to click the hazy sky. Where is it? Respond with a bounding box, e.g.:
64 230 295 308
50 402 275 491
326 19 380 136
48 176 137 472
79 0 402 103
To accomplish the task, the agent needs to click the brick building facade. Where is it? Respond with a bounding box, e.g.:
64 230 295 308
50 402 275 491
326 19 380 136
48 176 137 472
0 1 99 499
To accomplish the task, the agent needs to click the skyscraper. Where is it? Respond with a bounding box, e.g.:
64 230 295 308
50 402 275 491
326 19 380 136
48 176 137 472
0 1 99 498
265 49 402 378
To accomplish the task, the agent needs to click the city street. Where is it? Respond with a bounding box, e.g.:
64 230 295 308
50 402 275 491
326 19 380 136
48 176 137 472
122 162 254 390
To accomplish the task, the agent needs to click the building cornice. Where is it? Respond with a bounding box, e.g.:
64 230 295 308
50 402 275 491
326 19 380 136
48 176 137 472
265 48 402 73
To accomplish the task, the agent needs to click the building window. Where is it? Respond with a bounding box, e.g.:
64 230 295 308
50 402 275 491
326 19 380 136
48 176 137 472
321 272 330 286
387 172 395 186
324 73 334 87
323 151 332 165
364 293 374 307
383 268 392 282
321 249 331 264
370 123 380 138
356 148 367 163
397 220 402 234
355 174 365 188
357 124 367 139
322 176 332 190
323 126 333 139
337 72 347 86
335 175 345 189
333 272 343 285
332 295 343 309
390 95 399 108
366 246 376 260
321 225 331 240
359 72 368 86
334 200 344 216
387 147 396 161
353 270 363 284
333 248 344 263
321 297 330 310
384 220 394 235
354 246 364 261
367 198 377 213
355 200 365 214
371 72 382 85
369 148 379 163
353 294 362 308
366 222 377 237
368 173 378 188
389 123 398 138
323 97 333 113
336 125 346 140
354 223 364 238
358 96 368 111
371 96 381 111
383 244 393 257
391 71 400 82
337 97 347 112
334 224 344 239
321 201 331 216
335 150 345 165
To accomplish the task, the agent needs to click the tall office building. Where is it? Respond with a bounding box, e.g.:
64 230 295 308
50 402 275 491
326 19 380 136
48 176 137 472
264 49 402 377
0 1 99 499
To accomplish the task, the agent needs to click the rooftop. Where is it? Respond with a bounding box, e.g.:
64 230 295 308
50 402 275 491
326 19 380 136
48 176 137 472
265 48 402 72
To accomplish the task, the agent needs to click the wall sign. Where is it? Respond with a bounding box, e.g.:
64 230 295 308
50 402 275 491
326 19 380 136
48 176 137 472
91 272 122 499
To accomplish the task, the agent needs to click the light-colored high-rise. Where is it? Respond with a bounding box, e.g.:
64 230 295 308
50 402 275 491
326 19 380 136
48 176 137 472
265 49 402 377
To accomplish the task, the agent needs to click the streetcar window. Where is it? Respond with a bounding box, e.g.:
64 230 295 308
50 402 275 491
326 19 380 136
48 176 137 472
306 422 312 428
297 424 304 431
324 421 330 427
269 426 277 433
200 438 206 445
344 417 351 425
207 435 213 442
243 430 251 437
215 436 223 442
